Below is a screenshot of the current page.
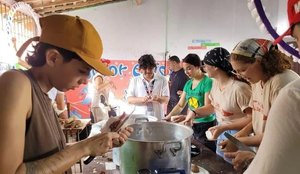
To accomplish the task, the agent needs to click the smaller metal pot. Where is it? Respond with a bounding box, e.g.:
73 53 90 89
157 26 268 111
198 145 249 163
120 122 193 174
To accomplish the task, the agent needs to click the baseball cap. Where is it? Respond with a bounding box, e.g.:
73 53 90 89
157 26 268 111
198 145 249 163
231 38 274 59
16 14 113 76
274 0 300 44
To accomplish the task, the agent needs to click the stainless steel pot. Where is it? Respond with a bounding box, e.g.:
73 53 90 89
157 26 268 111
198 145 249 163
120 122 193 174
127 114 158 124
113 114 158 166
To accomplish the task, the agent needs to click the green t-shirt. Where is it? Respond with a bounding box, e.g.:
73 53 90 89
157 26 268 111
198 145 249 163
183 75 215 123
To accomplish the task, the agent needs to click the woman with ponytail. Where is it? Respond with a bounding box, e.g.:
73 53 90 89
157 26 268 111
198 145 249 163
202 47 252 162
220 38 299 153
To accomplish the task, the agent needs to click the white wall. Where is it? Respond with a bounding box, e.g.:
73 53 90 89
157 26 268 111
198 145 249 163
66 0 280 60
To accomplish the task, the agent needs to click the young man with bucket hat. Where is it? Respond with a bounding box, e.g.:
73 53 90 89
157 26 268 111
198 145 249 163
0 14 132 173
225 0 300 173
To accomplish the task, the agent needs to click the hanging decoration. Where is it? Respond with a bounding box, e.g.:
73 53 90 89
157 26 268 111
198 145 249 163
5 1 41 47
248 0 300 64
2 1 40 67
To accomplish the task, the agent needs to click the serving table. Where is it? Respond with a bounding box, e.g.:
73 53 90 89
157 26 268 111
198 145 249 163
62 118 91 143
82 140 236 174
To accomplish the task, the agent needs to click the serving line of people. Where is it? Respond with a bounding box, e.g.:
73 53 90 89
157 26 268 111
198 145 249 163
225 0 300 173
160 38 299 173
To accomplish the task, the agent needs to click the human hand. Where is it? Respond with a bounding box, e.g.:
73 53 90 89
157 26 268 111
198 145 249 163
177 90 183 96
234 131 245 138
182 110 195 126
170 115 186 123
150 95 160 103
142 96 151 104
224 151 255 172
163 115 172 122
218 139 238 152
85 132 120 156
208 125 224 140
112 127 134 147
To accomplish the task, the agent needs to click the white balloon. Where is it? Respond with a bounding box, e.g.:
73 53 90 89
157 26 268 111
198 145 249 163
251 9 259 19
293 57 298 62
256 17 263 26
259 24 268 34
247 1 255 11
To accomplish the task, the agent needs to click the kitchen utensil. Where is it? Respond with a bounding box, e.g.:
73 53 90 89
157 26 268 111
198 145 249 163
120 122 193 174
224 132 254 152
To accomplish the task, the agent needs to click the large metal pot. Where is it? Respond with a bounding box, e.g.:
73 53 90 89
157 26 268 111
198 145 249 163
120 122 193 174
113 114 158 166
126 114 158 124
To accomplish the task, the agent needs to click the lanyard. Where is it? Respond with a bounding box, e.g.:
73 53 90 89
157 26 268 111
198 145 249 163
142 79 155 96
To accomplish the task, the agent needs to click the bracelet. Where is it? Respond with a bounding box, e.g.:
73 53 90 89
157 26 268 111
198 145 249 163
192 110 197 116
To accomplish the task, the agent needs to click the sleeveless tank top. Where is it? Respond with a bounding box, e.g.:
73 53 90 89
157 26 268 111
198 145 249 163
21 70 66 162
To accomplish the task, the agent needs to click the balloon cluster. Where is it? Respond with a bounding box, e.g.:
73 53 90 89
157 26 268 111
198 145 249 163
5 2 41 47
247 0 300 64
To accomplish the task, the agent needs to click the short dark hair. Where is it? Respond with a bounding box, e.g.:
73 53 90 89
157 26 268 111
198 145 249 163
26 42 82 67
168 55 180 63
138 54 157 69
182 53 201 67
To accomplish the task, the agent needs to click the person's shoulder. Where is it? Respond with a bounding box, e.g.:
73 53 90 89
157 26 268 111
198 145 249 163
272 69 299 81
128 75 142 86
203 75 213 83
280 79 300 95
232 79 251 90
0 70 30 86
0 70 31 96
154 74 167 81
178 68 186 74
270 69 299 86
184 79 193 86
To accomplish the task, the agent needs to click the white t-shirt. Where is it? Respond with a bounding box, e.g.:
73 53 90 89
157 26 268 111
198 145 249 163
250 69 299 134
245 79 300 174
91 74 109 108
47 88 64 102
209 78 251 124
126 74 169 121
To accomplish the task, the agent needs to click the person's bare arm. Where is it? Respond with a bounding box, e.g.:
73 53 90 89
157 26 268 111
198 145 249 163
94 76 115 92
235 121 254 138
222 108 252 130
0 71 31 173
193 92 215 117
127 96 150 105
0 71 132 174
55 92 68 119
209 108 252 139
183 92 214 123
21 132 120 174
220 132 264 151
238 133 263 147
151 95 169 104
165 92 188 119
